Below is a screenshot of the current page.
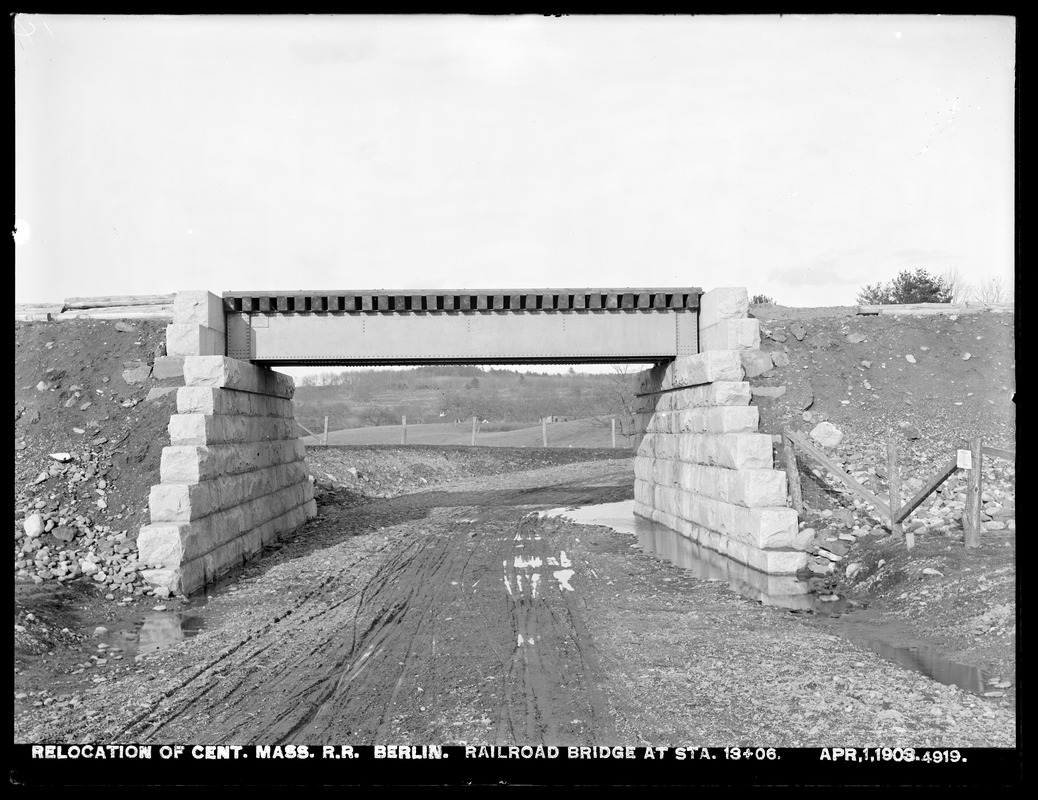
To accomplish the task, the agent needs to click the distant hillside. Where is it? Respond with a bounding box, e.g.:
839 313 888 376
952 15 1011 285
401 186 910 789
291 365 639 441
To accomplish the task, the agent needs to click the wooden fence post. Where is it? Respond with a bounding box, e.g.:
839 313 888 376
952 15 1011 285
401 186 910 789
611 418 617 449
542 418 548 448
782 431 803 515
322 416 328 446
401 415 407 445
471 416 477 446
965 437 983 548
888 438 910 549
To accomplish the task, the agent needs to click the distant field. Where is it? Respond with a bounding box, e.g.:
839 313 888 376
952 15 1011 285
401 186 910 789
300 417 635 450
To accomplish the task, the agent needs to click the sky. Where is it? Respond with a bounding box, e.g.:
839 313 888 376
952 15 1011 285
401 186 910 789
15 14 1016 309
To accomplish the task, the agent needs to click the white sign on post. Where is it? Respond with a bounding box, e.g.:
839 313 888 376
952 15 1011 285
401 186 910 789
957 449 972 470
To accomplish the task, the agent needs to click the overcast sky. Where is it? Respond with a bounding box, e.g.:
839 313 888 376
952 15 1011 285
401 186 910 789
15 14 1016 308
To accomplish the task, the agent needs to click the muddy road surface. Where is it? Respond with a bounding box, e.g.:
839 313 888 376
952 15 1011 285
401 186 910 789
15 458 1015 751
153 471 630 745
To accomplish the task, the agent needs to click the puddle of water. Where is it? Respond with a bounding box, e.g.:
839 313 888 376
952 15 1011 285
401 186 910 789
542 500 843 613
113 567 258 655
135 609 207 654
86 592 221 660
542 499 995 695
848 638 991 695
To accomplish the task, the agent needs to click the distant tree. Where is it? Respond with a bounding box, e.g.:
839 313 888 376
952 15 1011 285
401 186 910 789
750 294 775 305
856 281 893 305
574 365 638 445
856 268 952 305
940 267 972 304
351 380 375 402
972 276 1014 304
465 376 480 390
889 268 952 303
440 389 464 419
361 405 396 427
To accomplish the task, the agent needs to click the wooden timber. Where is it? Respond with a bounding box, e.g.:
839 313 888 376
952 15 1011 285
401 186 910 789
785 430 892 520
894 455 959 524
64 294 175 309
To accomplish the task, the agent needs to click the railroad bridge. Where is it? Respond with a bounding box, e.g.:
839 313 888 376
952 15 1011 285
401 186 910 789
141 287 803 595
220 288 703 365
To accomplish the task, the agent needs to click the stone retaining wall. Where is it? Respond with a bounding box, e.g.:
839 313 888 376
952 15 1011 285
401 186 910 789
138 292 316 595
633 287 806 574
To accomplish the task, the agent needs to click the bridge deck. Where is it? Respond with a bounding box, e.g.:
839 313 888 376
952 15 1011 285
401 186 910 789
223 288 702 366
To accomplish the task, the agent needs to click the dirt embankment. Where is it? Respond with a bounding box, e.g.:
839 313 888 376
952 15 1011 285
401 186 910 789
741 305 1016 695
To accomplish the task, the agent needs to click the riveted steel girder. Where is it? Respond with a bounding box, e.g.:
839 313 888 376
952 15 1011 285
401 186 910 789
223 288 701 366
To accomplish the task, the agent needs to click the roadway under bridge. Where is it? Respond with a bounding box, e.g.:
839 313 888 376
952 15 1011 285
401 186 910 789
220 288 702 366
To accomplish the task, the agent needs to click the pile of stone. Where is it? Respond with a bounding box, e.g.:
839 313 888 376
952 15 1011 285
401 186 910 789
793 438 1015 578
799 511 887 577
14 452 151 599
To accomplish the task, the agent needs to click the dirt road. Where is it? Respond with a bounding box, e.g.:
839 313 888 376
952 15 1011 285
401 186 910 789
15 458 1015 751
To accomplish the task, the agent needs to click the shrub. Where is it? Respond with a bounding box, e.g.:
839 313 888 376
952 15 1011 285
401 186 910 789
856 282 893 305
750 294 775 305
856 269 952 305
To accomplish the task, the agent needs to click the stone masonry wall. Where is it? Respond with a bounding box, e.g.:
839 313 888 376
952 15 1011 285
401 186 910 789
138 292 316 595
632 288 808 575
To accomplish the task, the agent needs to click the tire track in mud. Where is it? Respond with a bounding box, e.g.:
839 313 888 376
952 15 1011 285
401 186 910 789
119 535 401 742
278 485 630 745
298 529 459 741
116 468 634 744
492 511 623 745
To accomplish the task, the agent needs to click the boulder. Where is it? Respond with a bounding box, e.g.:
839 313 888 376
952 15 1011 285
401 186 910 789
810 422 844 448
23 513 45 538
52 526 75 543
741 350 776 378
122 364 152 384
901 423 922 440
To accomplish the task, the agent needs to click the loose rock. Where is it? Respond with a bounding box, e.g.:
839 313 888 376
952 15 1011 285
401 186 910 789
23 513 45 538
810 422 844 448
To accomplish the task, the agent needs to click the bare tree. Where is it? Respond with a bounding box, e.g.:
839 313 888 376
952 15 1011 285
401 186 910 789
972 276 1014 304
940 267 973 304
577 365 639 445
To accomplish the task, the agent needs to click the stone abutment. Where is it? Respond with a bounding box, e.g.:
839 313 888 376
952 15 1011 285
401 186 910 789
138 292 316 595
633 288 806 573
138 286 800 594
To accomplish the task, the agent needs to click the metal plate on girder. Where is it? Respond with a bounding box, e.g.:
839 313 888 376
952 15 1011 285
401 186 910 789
226 313 252 360
245 310 690 365
676 310 699 356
